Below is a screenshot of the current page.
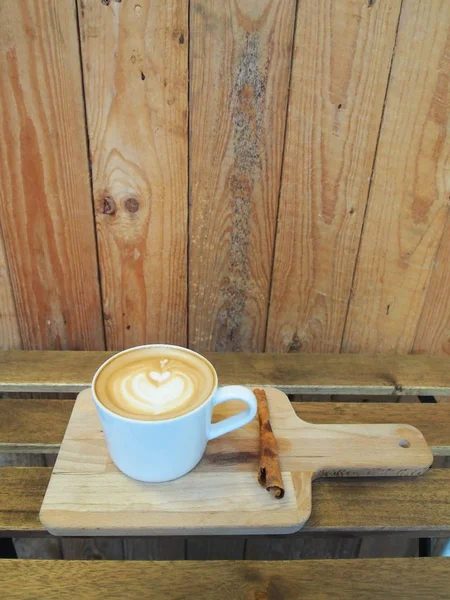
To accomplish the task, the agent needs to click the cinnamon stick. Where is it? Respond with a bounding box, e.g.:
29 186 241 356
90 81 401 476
255 388 285 499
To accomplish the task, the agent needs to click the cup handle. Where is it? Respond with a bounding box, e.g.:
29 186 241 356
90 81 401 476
207 385 257 441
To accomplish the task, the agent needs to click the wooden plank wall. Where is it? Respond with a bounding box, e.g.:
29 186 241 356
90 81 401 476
0 0 449 560
1 0 448 372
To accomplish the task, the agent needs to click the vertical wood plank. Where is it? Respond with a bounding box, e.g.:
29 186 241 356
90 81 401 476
78 0 188 350
189 0 296 352
12 538 62 560
186 537 245 560
342 0 450 353
0 0 104 350
245 536 361 560
123 538 185 560
413 215 450 356
431 537 450 556
414 215 450 403
265 0 402 353
358 535 418 559
61 538 124 560
0 232 21 349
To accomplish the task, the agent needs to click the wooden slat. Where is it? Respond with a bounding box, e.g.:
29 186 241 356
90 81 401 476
78 0 188 349
245 536 361 560
60 538 124 561
2 467 450 536
2 400 450 457
308 472 450 533
0 351 114 392
414 214 450 355
1 558 450 599
342 0 450 353
12 538 62 560
333 394 419 403
0 232 21 349
0 0 104 350
0 454 46 468
0 400 73 453
189 0 296 352
1 351 450 395
266 0 402 353
357 535 418 559
186 537 245 560
123 538 185 560
0 468 51 536
414 216 450 403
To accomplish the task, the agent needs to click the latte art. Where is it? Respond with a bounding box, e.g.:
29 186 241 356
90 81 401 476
119 368 194 415
94 347 216 421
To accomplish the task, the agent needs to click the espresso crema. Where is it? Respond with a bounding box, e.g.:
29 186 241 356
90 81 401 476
94 346 216 421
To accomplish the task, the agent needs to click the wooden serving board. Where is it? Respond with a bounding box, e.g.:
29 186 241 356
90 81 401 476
40 388 433 536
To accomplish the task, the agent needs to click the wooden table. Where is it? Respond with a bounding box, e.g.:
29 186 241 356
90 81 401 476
1 351 450 598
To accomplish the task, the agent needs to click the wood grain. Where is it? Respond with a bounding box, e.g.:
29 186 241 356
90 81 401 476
1 351 450 395
39 388 432 536
414 214 450 355
296 403 450 457
307 473 449 533
342 0 450 353
4 466 450 536
189 0 296 352
333 394 419 404
266 0 402 353
413 215 450 402
2 399 449 457
0 0 104 350
0 232 21 349
78 0 188 349
123 538 185 560
1 558 450 598
186 537 245 560
0 452 61 559
11 537 61 560
357 535 418 559
0 453 46 468
0 399 74 453
0 467 51 535
60 538 124 561
245 536 361 560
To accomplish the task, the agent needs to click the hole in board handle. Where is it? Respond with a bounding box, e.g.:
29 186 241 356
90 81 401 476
398 439 410 448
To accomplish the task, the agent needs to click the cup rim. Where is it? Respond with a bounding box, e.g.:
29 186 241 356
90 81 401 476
91 344 219 425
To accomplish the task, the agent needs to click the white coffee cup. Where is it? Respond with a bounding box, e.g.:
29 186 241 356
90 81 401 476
92 344 257 482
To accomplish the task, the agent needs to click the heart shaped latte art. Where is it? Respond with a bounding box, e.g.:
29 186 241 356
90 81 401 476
119 369 195 415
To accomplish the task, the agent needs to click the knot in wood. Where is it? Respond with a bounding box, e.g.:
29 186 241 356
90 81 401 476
101 197 116 216
125 197 140 213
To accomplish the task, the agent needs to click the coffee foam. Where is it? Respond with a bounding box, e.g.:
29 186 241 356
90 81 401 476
94 347 216 421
